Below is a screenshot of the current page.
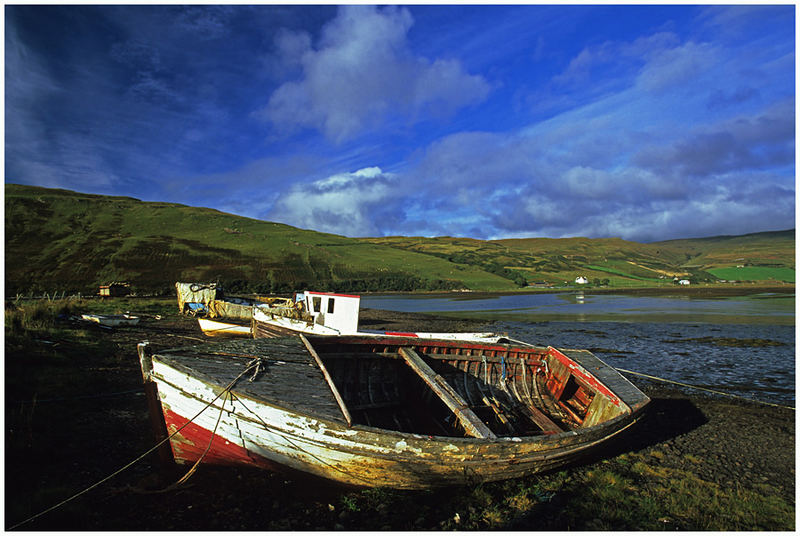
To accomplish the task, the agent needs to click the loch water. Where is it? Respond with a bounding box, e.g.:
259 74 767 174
362 292 796 407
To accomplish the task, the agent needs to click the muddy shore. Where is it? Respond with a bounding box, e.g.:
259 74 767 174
5 307 794 530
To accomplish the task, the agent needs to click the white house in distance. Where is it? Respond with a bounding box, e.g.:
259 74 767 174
678 279 691 285
575 276 588 285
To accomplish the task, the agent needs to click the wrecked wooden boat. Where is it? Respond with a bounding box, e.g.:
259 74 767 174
253 290 504 343
81 313 140 327
138 334 650 489
197 318 251 338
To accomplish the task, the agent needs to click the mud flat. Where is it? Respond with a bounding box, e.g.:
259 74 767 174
5 306 794 530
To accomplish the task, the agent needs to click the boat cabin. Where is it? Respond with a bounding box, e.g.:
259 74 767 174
297 291 360 334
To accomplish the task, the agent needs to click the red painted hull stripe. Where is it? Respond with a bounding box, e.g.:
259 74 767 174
547 348 619 404
163 407 274 469
384 332 419 337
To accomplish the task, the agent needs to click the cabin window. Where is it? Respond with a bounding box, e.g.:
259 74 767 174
312 297 322 313
327 298 335 314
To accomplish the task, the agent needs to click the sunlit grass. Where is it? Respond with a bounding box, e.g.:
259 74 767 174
331 454 794 531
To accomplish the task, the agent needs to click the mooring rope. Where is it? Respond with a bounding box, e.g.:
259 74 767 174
8 358 262 530
157 390 231 493
229 391 374 486
615 367 795 410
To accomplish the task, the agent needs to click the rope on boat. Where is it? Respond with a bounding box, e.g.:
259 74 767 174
615 367 795 411
228 391 374 486
157 390 231 493
8 358 263 531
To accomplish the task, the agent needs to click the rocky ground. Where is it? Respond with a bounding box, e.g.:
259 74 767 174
5 307 795 530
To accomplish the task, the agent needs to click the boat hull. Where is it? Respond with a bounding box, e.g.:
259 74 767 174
153 361 643 488
252 307 507 343
252 315 334 338
144 337 649 489
198 318 252 338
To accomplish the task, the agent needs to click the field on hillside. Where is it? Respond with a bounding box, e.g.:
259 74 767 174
707 267 795 283
5 184 795 295
5 185 517 295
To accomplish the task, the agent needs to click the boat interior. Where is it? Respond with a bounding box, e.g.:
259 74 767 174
309 336 618 439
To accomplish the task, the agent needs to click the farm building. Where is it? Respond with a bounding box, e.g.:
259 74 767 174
575 276 588 285
99 282 130 297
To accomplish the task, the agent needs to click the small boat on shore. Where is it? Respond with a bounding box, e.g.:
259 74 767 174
253 291 504 343
197 318 251 338
138 334 649 489
80 313 140 327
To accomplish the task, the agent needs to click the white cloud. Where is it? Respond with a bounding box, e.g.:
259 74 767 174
635 41 718 94
269 166 394 236
260 5 491 143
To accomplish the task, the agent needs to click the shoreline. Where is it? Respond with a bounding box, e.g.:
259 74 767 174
360 283 794 299
6 303 794 530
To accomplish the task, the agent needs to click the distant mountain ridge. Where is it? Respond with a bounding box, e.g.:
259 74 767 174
4 184 795 295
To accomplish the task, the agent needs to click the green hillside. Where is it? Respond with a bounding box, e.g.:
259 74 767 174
4 184 795 295
652 230 796 269
363 231 794 287
4 184 515 295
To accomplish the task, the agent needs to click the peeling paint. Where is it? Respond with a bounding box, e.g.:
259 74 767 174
142 336 650 489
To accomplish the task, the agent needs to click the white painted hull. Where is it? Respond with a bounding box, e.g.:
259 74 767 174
252 306 506 343
198 318 252 338
143 336 650 489
152 357 641 488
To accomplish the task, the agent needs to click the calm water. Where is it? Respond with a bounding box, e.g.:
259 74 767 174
362 292 796 406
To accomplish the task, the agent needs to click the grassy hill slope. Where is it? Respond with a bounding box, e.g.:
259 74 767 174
652 230 795 268
364 230 794 288
5 184 795 295
5 185 516 295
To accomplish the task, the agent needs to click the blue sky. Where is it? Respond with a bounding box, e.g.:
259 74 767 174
5 4 795 242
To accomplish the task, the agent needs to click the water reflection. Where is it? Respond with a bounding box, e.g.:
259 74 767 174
362 292 795 325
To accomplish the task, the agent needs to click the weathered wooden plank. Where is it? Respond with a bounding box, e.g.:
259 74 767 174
558 348 649 411
399 347 496 439
154 338 345 421
322 352 401 360
300 334 353 427
518 401 563 434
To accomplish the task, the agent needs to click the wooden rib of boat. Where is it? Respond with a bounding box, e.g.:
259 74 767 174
81 313 140 327
197 318 252 338
139 334 649 489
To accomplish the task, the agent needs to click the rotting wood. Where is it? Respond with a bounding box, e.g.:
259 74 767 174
481 394 516 434
142 335 651 489
300 334 353 427
518 399 563 434
399 347 496 439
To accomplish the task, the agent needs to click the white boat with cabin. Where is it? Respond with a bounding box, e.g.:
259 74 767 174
252 291 504 343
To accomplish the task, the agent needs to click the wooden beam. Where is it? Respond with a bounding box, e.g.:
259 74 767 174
399 347 496 439
300 334 353 427
520 403 563 435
